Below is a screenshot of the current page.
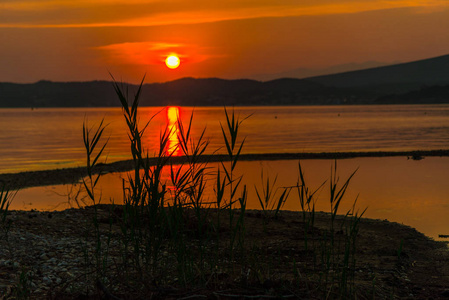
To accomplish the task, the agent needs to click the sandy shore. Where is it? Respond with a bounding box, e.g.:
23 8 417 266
1 206 449 298
1 151 449 297
1 150 448 190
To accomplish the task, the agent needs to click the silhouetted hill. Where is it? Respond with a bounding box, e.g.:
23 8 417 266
252 61 392 81
307 54 449 94
140 77 346 106
1 54 449 107
376 84 449 104
0 78 353 107
0 80 118 107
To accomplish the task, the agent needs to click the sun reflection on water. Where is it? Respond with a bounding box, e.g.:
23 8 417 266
166 106 181 156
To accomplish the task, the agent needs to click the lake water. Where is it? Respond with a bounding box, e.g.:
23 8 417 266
11 157 449 240
1 104 449 173
2 105 449 240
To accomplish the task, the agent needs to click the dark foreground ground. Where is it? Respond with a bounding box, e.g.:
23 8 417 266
1 150 449 298
0 206 449 299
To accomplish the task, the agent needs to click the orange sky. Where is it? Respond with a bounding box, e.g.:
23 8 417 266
1 0 449 83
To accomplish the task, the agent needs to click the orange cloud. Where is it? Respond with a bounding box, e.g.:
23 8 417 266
95 41 220 67
1 0 448 28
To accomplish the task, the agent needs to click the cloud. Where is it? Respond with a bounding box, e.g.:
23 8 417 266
95 41 220 66
1 0 448 28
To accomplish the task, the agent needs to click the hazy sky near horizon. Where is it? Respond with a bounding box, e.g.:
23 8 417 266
1 0 449 83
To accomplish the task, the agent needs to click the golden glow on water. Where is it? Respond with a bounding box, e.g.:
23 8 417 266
166 106 181 156
2 105 449 173
11 157 449 241
3 106 449 240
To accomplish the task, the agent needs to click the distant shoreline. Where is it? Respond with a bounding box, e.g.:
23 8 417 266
1 149 448 190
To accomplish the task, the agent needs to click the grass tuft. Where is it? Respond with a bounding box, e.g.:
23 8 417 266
66 77 370 298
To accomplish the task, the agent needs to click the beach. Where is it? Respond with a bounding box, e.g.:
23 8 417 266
1 151 449 298
1 205 449 298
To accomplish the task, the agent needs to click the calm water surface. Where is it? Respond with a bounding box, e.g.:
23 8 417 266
11 157 449 240
1 104 449 173
2 105 449 240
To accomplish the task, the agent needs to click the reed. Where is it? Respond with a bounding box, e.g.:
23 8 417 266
219 107 249 261
0 183 16 261
0 184 13 240
254 172 291 227
72 78 369 299
81 118 115 293
14 268 32 299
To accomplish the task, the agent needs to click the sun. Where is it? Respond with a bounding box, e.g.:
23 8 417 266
165 55 180 69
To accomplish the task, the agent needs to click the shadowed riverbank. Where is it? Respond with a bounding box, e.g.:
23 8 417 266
1 149 448 190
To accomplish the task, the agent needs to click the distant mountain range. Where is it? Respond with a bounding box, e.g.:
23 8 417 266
309 54 449 94
252 61 395 82
1 54 449 107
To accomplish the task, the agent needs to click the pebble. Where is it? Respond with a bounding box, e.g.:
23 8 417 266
0 210 113 297
43 276 51 284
